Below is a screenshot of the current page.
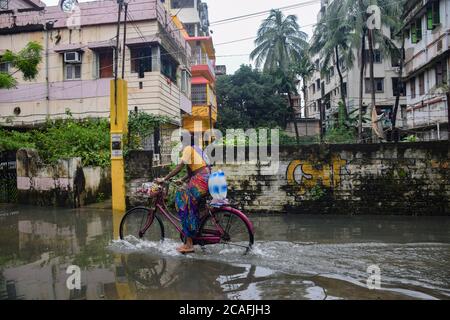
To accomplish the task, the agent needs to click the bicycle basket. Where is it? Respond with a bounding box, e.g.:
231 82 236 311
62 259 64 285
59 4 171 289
136 182 162 199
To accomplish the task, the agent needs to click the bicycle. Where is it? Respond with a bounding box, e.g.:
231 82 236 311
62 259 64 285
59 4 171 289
119 180 254 255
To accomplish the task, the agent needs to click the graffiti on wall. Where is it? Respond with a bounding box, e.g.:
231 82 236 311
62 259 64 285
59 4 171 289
286 155 348 194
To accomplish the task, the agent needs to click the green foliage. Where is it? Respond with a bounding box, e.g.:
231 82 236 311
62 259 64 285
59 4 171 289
403 135 418 142
0 130 35 151
127 111 171 150
211 128 318 146
216 65 289 131
0 41 43 89
324 126 357 144
309 185 327 201
0 116 110 167
250 9 308 73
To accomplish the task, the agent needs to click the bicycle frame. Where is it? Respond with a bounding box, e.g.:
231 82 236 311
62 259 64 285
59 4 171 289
138 183 253 246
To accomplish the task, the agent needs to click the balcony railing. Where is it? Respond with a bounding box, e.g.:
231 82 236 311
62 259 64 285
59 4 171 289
191 52 215 77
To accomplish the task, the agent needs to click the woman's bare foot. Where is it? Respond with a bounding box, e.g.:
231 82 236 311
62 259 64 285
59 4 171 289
177 238 195 254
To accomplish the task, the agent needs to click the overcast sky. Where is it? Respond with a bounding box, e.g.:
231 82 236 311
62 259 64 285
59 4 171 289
43 0 321 74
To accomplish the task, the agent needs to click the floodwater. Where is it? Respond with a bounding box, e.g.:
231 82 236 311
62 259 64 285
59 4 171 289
1 203 450 300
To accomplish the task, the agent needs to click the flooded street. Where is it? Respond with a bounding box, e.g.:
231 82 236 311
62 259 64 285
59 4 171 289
1 203 450 300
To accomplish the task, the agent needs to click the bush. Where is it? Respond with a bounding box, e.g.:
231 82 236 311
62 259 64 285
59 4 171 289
0 117 110 167
324 126 357 144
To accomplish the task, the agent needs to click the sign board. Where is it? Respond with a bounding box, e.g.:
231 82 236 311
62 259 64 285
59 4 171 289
111 134 123 159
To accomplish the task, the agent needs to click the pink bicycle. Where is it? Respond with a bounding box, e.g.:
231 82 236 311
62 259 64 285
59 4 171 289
119 181 254 254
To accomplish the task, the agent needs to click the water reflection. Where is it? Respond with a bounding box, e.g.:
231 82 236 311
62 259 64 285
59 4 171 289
1 205 450 300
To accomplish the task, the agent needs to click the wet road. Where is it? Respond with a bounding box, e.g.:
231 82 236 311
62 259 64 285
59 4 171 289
1 203 450 300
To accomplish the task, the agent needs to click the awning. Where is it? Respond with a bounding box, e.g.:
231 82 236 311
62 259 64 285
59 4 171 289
192 76 209 85
125 36 161 47
53 44 84 53
87 40 116 50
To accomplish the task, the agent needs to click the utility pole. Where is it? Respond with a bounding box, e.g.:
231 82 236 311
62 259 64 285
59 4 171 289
111 0 129 238
114 0 123 125
122 2 128 79
446 90 450 140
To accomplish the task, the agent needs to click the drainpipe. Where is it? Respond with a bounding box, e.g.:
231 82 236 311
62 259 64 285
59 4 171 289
44 23 51 120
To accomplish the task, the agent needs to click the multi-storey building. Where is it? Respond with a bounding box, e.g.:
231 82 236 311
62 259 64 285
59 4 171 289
0 0 192 130
401 0 449 140
164 0 217 136
305 0 407 135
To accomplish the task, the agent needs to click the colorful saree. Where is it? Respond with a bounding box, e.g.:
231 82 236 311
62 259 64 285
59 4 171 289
175 167 210 238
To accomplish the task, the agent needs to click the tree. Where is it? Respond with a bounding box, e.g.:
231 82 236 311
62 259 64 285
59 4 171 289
250 10 308 73
216 65 289 131
344 0 405 141
0 41 43 89
310 1 356 122
250 9 308 144
291 55 315 118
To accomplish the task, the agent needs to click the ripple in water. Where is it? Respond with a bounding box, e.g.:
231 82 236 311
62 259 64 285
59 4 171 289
108 238 450 298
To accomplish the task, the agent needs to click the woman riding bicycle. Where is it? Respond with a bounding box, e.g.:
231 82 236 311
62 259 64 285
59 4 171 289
156 138 210 254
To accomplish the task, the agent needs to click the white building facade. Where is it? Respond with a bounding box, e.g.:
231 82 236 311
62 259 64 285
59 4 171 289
402 0 449 141
305 0 407 136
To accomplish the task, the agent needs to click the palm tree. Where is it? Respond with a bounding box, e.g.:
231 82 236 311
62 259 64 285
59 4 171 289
343 0 405 141
251 10 308 72
292 55 315 118
250 9 308 144
310 1 356 123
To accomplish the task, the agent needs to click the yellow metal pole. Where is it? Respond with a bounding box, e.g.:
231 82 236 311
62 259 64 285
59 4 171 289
110 79 128 239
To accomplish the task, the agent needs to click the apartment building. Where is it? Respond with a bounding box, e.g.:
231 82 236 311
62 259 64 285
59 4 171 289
305 0 407 133
401 0 449 141
164 0 217 135
0 0 192 128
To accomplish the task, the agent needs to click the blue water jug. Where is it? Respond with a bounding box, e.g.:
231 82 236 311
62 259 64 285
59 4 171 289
208 170 227 201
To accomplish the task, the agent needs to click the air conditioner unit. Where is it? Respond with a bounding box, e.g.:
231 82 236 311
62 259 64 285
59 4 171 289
64 51 81 63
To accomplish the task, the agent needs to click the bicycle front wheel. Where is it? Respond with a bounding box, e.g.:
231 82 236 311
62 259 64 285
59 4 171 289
199 210 254 255
119 207 165 242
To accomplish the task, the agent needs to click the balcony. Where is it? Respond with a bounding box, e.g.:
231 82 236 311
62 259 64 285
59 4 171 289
189 84 217 120
191 52 215 82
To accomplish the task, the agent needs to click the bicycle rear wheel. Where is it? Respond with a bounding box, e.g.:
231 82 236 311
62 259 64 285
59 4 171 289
198 209 254 255
119 207 165 242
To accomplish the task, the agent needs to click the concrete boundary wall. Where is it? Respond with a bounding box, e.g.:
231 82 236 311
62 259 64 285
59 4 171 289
216 142 450 215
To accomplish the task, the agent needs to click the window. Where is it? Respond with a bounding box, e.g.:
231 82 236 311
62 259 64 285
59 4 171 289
418 73 425 95
435 60 448 85
171 0 194 9
180 69 191 97
365 78 384 93
0 57 10 73
427 1 440 30
342 83 347 97
365 50 383 63
315 59 320 70
311 84 316 94
330 66 334 77
411 19 422 43
96 48 114 78
161 48 178 82
316 79 321 89
130 46 152 74
0 0 8 10
184 23 196 37
410 77 416 99
192 84 207 104
391 49 403 68
65 63 81 80
392 78 406 96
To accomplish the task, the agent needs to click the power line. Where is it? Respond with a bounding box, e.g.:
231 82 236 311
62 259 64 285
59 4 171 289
210 0 321 26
